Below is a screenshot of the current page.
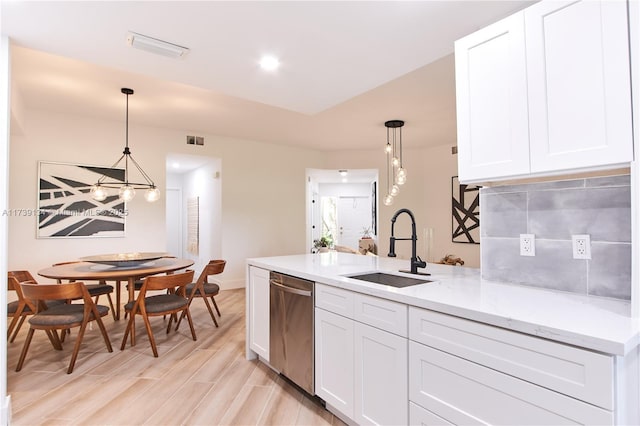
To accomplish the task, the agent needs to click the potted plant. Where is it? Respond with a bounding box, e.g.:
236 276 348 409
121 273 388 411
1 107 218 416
313 235 333 253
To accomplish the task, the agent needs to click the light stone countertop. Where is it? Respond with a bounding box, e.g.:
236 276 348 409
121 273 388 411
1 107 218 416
248 252 640 356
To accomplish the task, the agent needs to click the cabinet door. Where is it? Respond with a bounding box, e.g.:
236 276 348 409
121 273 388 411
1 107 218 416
248 266 270 360
315 308 354 419
455 12 530 182
526 0 632 172
354 322 408 425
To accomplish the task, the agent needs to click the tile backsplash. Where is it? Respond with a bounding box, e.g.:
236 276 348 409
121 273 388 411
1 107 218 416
481 175 631 300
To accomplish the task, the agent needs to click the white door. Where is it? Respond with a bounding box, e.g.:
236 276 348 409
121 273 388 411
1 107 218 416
165 188 182 257
354 322 408 425
455 12 530 182
526 0 633 172
315 308 354 418
337 196 370 250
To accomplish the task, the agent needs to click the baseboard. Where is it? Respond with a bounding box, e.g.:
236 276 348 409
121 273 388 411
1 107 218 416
220 278 245 291
2 395 11 425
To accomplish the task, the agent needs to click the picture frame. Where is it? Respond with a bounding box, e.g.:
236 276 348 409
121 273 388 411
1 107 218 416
451 176 480 244
37 161 126 238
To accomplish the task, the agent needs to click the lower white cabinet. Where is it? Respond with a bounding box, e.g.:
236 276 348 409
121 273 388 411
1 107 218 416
408 306 619 425
410 402 453 426
315 307 354 418
354 322 408 425
409 342 612 425
248 266 270 360
314 283 408 425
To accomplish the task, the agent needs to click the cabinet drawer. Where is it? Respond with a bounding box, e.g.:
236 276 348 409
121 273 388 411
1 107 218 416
408 307 613 410
410 402 453 426
409 342 613 425
315 283 354 318
354 293 407 337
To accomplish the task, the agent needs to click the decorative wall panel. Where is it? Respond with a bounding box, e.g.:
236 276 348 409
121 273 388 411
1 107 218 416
37 161 125 238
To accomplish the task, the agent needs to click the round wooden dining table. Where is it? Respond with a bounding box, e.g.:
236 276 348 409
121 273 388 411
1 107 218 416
38 257 194 320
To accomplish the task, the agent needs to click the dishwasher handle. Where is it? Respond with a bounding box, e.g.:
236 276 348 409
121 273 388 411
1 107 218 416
269 279 313 297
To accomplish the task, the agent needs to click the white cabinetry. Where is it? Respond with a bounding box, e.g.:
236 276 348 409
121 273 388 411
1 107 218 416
314 283 408 425
455 0 633 183
248 266 270 360
354 322 407 425
455 12 529 182
315 307 354 418
408 307 615 425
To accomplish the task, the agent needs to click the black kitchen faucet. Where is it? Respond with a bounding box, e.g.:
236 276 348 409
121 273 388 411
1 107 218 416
388 208 427 275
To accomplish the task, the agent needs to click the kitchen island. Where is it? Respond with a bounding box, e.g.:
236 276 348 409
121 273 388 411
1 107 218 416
246 253 640 425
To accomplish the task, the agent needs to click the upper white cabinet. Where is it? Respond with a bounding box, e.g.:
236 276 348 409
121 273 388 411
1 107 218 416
456 0 633 183
526 0 632 172
455 12 530 182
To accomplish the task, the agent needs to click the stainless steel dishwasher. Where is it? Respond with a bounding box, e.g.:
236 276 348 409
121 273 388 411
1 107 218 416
269 271 314 395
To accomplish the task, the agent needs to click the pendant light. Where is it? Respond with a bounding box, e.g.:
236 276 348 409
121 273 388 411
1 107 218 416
90 88 160 203
383 120 405 206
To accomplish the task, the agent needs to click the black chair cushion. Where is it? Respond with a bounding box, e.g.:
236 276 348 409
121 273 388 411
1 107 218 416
185 282 220 297
124 294 188 314
28 304 109 326
7 301 32 315
8 299 66 314
85 284 114 297
125 280 143 291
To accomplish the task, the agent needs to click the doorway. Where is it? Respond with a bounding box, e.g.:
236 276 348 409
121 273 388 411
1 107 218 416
166 153 222 273
306 169 378 253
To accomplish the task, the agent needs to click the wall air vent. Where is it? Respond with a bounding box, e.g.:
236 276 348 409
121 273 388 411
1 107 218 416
186 136 204 146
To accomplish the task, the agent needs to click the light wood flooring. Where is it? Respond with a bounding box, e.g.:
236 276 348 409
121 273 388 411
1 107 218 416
7 288 346 426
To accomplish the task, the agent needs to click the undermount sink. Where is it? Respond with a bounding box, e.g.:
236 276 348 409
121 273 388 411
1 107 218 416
347 272 432 288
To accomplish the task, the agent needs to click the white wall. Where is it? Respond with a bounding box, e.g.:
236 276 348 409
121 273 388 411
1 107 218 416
1 34 12 424
8 107 326 289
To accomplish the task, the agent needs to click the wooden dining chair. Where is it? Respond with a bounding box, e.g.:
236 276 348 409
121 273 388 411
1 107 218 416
52 261 117 320
120 269 195 357
177 260 226 328
7 272 36 342
7 270 66 342
15 282 113 374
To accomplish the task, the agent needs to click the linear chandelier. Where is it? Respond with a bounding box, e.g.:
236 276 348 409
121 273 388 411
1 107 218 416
90 88 160 203
383 120 406 206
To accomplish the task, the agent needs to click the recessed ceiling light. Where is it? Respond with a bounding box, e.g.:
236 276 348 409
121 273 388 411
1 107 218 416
172 162 180 169
259 55 280 71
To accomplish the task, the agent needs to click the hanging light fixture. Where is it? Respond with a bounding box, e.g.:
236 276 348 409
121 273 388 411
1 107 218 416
90 88 160 203
383 120 405 206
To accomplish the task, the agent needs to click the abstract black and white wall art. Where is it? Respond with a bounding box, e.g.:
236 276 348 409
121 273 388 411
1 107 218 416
37 161 126 238
452 176 480 244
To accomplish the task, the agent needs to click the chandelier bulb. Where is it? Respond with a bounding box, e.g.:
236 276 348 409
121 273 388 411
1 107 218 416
396 172 407 186
392 157 400 167
383 194 394 206
144 187 161 202
390 184 400 196
119 185 136 202
90 185 108 201
385 143 392 154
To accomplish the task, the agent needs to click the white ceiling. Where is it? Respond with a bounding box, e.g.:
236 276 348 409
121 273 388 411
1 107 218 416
2 1 534 152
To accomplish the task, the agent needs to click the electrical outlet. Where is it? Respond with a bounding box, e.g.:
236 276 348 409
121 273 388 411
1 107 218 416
520 234 535 256
572 234 591 259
